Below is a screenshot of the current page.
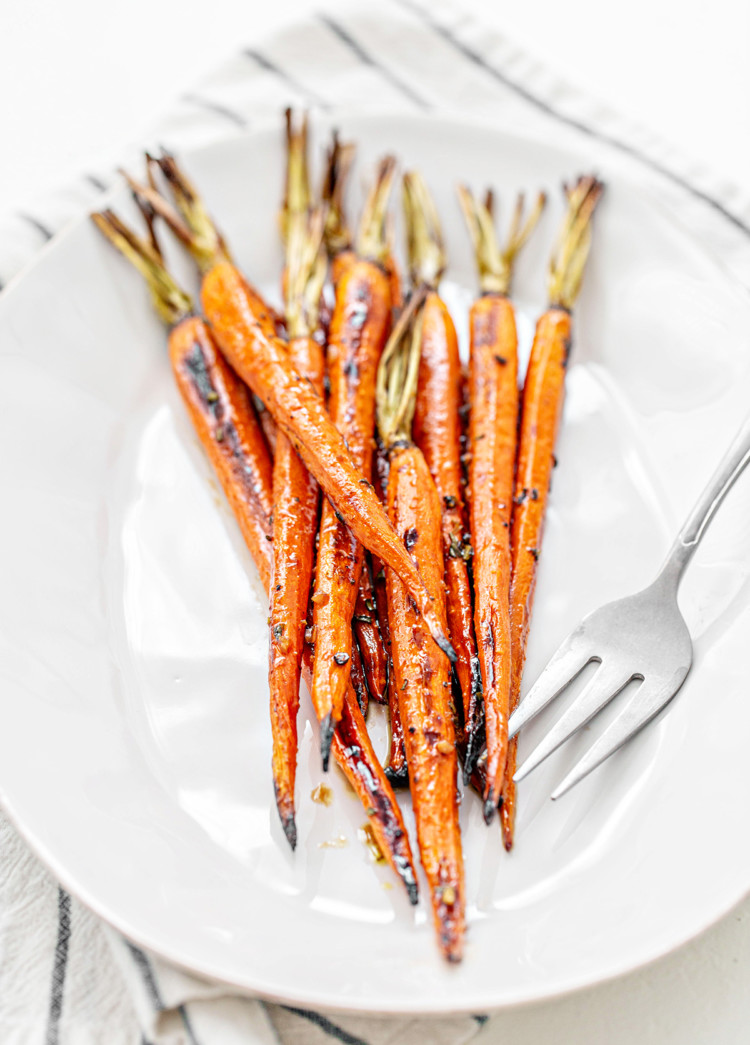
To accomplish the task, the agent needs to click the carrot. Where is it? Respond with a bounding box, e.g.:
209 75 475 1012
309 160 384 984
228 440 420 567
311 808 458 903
352 566 388 704
457 184 545 822
404 171 482 779
501 175 604 849
378 291 465 961
369 440 406 783
169 317 274 590
92 199 420 902
349 641 369 716
309 157 400 767
268 116 327 849
320 133 391 710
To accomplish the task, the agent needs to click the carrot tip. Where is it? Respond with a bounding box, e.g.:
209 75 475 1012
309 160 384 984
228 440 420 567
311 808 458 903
394 855 419 905
320 713 335 771
483 796 499 825
282 814 298 851
384 765 409 789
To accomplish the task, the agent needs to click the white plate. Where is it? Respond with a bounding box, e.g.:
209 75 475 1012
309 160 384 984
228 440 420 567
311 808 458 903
2 113 750 1015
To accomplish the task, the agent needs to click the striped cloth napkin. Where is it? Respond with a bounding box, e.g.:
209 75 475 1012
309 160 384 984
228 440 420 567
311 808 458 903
2 2 750 1043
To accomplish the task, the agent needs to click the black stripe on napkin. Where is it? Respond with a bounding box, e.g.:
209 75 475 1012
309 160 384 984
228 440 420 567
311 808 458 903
179 1004 201 1045
318 14 430 111
182 93 248 128
244 48 331 109
282 1006 370 1045
124 941 165 1011
45 888 71 1045
396 0 750 238
19 213 54 242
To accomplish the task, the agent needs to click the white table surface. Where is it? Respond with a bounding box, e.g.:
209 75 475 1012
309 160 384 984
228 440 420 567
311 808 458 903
3 1 750 1041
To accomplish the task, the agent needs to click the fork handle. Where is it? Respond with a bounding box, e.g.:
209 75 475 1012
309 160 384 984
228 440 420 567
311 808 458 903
660 412 750 587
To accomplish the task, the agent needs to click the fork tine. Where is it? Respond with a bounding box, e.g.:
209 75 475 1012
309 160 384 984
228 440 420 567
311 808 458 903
550 667 691 800
514 664 630 782
508 631 591 739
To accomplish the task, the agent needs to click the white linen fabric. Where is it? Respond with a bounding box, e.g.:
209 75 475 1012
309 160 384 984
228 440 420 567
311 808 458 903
2 2 750 1043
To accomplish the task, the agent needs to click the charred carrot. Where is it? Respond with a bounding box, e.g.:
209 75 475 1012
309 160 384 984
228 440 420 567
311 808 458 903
501 176 604 849
92 208 274 589
351 564 388 705
138 152 457 678
404 172 482 779
378 291 465 961
310 156 397 767
93 197 420 902
370 439 406 784
269 115 327 850
458 184 545 822
320 134 391 710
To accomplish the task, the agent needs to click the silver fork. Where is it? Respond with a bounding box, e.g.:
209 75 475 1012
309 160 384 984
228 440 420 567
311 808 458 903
508 414 750 800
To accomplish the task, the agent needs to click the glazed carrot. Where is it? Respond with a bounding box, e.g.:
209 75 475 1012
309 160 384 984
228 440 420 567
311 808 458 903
202 268 455 660
404 172 482 779
501 176 604 849
169 317 275 591
458 184 545 822
370 439 406 784
269 115 327 849
351 564 388 705
320 134 391 710
92 199 420 902
349 641 369 716
310 157 396 767
378 291 465 962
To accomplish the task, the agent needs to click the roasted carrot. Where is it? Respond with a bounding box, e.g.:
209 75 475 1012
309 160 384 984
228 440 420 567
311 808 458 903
93 198 419 901
378 290 465 962
351 564 388 705
501 176 604 849
310 156 397 767
404 172 482 779
458 184 545 822
320 133 391 710
170 317 275 590
370 439 407 784
137 153 456 677
269 115 327 849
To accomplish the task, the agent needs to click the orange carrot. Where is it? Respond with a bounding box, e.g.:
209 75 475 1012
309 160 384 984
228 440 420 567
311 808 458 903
310 157 397 766
92 200 420 902
349 641 369 716
320 134 391 710
458 184 545 822
378 291 465 961
169 317 274 590
202 265 455 664
501 176 604 849
370 440 406 784
269 116 328 847
404 172 482 778
352 565 388 704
